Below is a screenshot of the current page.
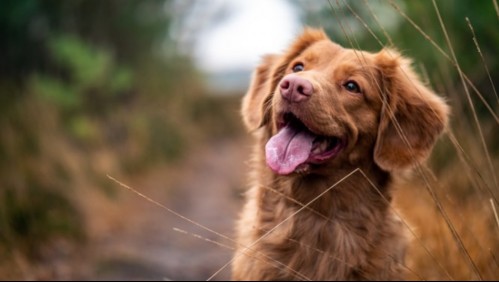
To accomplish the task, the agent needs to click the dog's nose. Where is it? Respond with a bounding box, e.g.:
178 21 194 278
280 75 313 103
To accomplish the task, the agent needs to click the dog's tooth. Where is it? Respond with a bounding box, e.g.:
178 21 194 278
319 140 328 152
312 140 329 154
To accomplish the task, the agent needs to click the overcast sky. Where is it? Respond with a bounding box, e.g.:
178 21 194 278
193 0 301 73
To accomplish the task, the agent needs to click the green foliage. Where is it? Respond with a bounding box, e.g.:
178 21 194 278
189 95 245 140
68 115 100 144
50 35 114 89
27 33 136 149
297 0 499 120
0 0 201 268
147 118 185 162
46 34 134 96
31 74 79 109
0 185 84 257
33 34 133 112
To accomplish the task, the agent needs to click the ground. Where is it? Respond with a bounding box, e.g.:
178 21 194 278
75 136 250 280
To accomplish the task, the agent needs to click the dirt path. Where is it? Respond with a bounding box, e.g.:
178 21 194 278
79 136 251 280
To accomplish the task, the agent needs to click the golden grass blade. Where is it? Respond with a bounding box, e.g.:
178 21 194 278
172 227 312 280
242 166 407 280
446 131 499 204
258 183 424 280
107 175 311 281
494 0 499 19
326 3 492 278
363 0 395 47
107 175 231 243
206 169 360 281
173 227 235 251
357 169 453 280
405 152 478 279
337 0 487 199
441 193 499 269
465 17 499 106
324 6 464 278
491 198 499 235
233 168 428 280
340 0 385 47
430 2 485 279
432 1 498 195
388 0 499 125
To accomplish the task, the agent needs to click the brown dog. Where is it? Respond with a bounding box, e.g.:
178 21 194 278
232 28 449 280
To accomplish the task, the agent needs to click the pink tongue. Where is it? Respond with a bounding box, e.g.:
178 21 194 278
265 124 315 175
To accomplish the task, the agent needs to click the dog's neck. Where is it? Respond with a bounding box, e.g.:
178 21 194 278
288 164 391 215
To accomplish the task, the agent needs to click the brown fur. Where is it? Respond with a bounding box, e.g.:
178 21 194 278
232 28 449 281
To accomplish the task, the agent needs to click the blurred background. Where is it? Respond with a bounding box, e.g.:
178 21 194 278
0 0 497 280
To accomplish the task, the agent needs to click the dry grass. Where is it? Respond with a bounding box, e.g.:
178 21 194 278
176 1 499 279
103 2 498 280
3 1 497 280
329 1 499 279
396 164 499 280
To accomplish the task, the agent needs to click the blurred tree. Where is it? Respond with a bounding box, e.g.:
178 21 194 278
0 0 173 78
0 0 210 267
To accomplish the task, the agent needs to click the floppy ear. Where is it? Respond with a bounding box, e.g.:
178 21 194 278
374 49 450 171
241 54 279 131
241 27 329 131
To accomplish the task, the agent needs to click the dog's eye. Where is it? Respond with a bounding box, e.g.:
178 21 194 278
292 63 304 72
343 81 361 94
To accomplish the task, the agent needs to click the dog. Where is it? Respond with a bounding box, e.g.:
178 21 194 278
231 28 449 280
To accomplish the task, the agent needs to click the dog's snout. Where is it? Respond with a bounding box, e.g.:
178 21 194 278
280 75 313 103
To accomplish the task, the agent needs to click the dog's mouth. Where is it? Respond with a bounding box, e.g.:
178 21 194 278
265 113 345 175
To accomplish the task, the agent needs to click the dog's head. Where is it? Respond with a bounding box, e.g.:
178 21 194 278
242 28 449 175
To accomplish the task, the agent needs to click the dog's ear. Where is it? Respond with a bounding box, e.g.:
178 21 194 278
241 54 279 131
241 28 329 131
374 49 449 171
